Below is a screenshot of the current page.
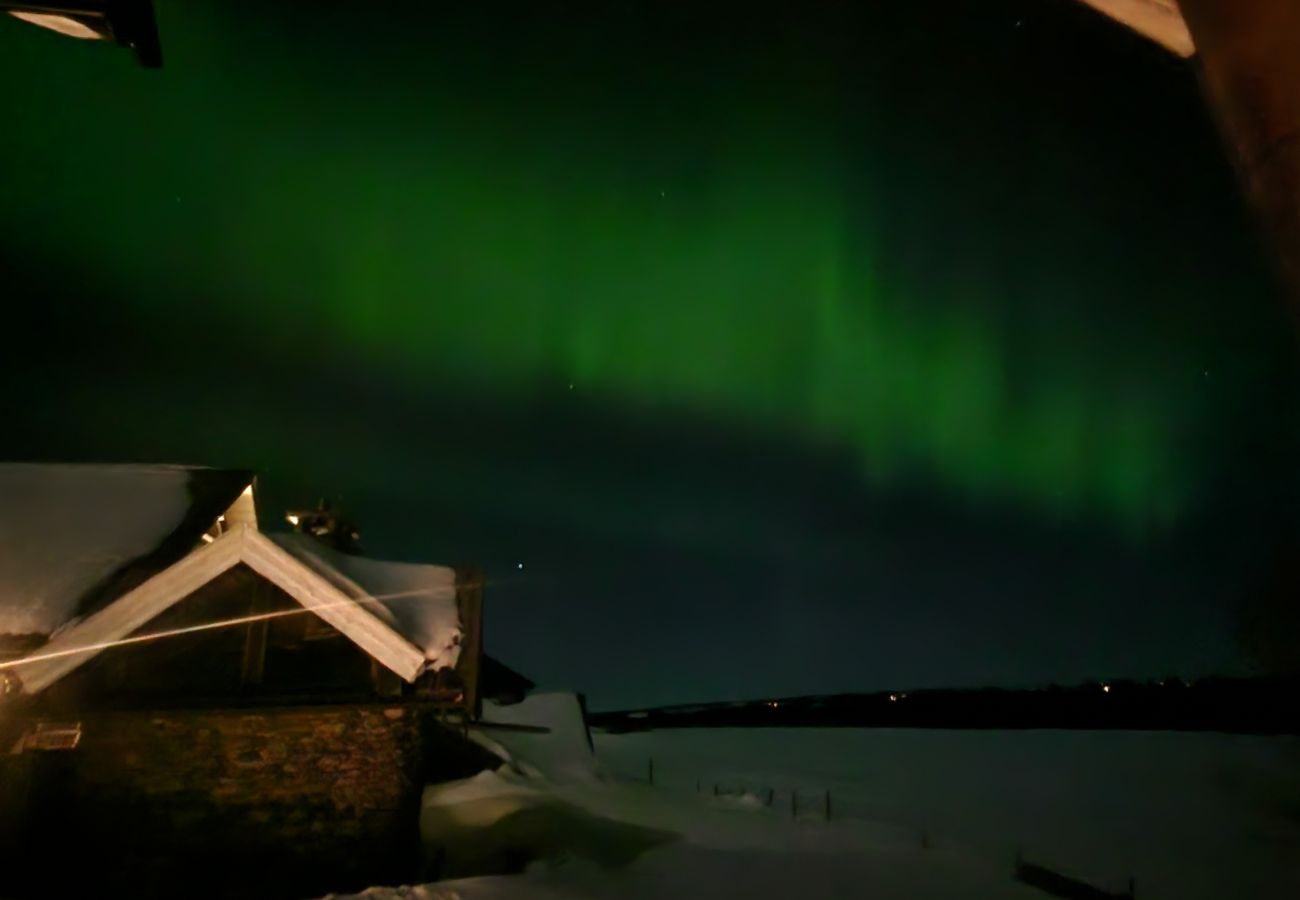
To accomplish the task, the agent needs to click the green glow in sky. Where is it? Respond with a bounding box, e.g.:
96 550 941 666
0 2 1285 532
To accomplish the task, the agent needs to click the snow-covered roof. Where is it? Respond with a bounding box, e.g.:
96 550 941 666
8 525 460 694
0 463 464 696
270 533 463 670
0 463 254 636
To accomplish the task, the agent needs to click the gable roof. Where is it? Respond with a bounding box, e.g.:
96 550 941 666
0 463 255 636
6 524 444 695
270 533 463 670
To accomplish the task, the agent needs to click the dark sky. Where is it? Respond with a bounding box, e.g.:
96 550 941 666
1 0 1296 709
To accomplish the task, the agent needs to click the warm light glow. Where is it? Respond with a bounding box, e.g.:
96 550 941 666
200 533 215 544
286 514 300 526
8 11 102 40
241 484 254 497
1102 684 1111 693
888 694 898 702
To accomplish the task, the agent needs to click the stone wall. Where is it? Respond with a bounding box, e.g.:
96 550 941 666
1 703 497 899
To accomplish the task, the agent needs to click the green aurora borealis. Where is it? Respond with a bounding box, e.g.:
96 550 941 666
2 1 1297 702
4 1 1287 528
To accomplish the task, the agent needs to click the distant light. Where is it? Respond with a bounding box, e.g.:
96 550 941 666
889 694 898 702
286 514 300 526
8 12 102 40
216 514 225 524
768 701 779 708
516 562 524 570
1102 684 1111 693
200 533 215 544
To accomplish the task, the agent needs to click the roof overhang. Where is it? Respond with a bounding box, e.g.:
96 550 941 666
1075 0 1195 57
4 524 428 694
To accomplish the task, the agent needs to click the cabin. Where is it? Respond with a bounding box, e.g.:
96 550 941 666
0 463 518 899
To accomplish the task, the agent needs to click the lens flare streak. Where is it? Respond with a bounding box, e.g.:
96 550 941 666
0 586 445 671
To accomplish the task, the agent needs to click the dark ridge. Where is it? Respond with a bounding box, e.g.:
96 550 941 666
588 676 1300 735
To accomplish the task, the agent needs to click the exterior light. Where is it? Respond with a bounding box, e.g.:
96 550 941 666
1102 684 1111 693
286 514 300 526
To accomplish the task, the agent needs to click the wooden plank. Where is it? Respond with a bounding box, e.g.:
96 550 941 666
455 566 484 720
240 529 426 683
222 480 259 531
1075 0 1195 56
12 525 428 694
12 529 244 694
1015 856 1134 900
239 577 270 686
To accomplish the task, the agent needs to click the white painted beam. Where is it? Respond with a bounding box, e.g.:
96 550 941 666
1075 0 1196 57
12 527 244 693
10 524 429 695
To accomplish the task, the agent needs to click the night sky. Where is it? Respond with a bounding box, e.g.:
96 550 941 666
1 0 1296 709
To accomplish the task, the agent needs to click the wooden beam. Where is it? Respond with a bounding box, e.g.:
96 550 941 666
1075 0 1195 57
11 528 244 694
455 566 484 720
11 525 431 695
239 576 270 686
240 529 426 683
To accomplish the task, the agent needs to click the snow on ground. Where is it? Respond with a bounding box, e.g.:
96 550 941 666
596 727 1300 900
325 695 1049 900
324 695 1300 899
